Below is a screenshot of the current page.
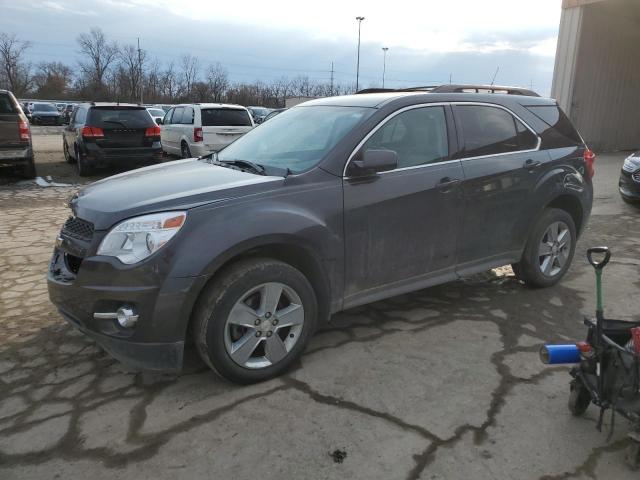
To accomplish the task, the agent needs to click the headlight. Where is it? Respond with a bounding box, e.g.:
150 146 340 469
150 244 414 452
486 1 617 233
622 154 640 173
97 211 186 264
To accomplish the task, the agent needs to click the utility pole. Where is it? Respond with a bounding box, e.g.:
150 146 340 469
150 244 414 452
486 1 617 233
137 37 143 104
490 66 499 86
355 16 365 92
381 47 388 88
330 61 334 96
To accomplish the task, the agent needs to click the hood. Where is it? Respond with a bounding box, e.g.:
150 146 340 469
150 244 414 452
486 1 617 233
71 158 283 230
32 111 60 117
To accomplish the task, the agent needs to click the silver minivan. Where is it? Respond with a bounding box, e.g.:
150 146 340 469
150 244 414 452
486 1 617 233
160 103 254 158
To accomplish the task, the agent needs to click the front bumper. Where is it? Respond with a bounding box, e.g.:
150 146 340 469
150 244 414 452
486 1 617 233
619 169 640 200
47 241 207 372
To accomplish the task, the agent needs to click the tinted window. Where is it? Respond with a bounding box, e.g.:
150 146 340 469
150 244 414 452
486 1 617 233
457 105 536 157
525 105 582 146
148 108 165 117
33 103 58 112
75 107 87 124
201 108 252 127
171 107 183 124
363 106 449 168
181 106 194 125
0 94 18 114
87 108 154 128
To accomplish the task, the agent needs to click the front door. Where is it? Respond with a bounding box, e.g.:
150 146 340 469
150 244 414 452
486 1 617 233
343 105 464 308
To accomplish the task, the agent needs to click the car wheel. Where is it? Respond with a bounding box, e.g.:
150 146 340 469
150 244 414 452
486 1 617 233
21 158 36 179
75 147 92 177
193 258 318 384
63 140 75 164
512 208 576 288
181 141 192 159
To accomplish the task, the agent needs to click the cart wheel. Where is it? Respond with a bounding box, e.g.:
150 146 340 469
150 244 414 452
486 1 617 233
568 380 590 416
624 441 640 470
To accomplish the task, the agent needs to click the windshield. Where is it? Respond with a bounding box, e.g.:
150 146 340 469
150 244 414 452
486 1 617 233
148 108 165 117
250 107 269 116
33 103 58 112
217 106 372 174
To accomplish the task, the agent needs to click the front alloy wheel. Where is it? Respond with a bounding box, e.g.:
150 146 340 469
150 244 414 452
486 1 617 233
225 282 305 369
538 221 571 277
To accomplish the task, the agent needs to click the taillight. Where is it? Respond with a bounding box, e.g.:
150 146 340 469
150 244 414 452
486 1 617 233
584 148 596 178
18 117 30 142
145 125 161 137
194 127 203 143
81 126 104 138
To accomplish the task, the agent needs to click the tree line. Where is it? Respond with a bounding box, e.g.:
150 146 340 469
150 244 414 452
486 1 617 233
0 28 356 107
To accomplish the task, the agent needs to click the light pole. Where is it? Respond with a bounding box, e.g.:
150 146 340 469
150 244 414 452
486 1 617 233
355 16 365 92
382 47 389 88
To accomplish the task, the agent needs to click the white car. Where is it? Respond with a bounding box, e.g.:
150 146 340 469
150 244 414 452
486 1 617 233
146 107 166 125
160 103 254 158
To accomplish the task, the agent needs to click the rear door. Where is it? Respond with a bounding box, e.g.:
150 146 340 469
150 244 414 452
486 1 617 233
87 107 154 150
0 92 21 149
343 104 464 307
160 107 174 152
200 108 253 150
452 103 545 274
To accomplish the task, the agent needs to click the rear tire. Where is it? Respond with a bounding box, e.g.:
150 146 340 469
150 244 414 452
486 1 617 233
63 140 75 164
567 379 590 416
21 158 36 179
192 258 318 384
181 141 192 159
75 147 92 177
513 208 576 288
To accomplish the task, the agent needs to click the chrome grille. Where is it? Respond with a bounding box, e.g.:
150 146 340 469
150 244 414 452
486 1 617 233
61 217 94 242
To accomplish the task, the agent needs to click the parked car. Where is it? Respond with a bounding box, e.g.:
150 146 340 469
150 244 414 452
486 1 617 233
262 108 286 122
62 102 162 176
160 103 254 158
48 85 594 383
619 151 640 203
0 90 35 178
30 102 62 125
62 103 76 124
146 107 165 125
56 103 66 112
247 106 272 124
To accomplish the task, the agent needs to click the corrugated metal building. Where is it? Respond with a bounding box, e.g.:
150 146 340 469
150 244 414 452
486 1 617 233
551 0 640 151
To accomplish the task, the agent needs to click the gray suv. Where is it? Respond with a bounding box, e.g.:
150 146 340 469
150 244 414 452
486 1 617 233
48 85 594 383
0 90 35 178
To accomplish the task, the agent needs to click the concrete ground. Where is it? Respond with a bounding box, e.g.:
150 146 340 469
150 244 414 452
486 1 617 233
0 130 639 479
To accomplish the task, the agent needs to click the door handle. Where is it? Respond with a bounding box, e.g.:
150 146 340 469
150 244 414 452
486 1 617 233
523 159 541 170
437 177 461 192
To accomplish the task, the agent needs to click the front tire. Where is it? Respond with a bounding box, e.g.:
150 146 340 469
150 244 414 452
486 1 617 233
512 208 576 288
193 258 318 384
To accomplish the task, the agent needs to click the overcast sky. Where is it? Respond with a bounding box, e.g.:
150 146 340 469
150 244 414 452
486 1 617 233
3 0 562 96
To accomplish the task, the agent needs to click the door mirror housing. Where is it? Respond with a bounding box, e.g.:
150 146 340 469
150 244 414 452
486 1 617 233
156 118 163 125
348 149 398 176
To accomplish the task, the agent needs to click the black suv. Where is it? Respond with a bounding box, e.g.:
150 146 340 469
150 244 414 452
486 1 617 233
48 85 594 383
63 103 162 176
0 90 35 178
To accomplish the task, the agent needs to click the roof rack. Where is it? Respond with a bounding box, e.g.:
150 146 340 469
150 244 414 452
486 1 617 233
356 84 539 97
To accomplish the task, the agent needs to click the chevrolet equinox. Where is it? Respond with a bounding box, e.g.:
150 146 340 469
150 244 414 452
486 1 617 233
48 85 594 384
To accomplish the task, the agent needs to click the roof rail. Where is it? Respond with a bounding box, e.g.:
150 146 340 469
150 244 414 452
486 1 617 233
355 84 539 97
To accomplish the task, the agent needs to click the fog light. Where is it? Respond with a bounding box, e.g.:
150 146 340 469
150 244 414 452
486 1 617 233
116 307 138 328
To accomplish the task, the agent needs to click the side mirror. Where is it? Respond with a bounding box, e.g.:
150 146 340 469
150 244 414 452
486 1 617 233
348 149 398 176
156 118 163 125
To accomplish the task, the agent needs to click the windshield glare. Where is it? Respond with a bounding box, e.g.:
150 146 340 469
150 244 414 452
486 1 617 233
217 106 372 174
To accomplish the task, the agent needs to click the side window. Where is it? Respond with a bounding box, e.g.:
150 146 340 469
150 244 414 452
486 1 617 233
181 107 194 125
456 105 537 157
75 107 87 125
171 107 183 125
163 108 173 125
363 106 449 169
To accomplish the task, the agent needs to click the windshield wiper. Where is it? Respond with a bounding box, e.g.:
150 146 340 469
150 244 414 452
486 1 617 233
200 152 291 177
219 159 266 175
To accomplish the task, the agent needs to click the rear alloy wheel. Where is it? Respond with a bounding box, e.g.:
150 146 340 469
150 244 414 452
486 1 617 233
75 147 92 177
512 208 576 288
63 140 75 164
181 141 192 159
193 258 317 384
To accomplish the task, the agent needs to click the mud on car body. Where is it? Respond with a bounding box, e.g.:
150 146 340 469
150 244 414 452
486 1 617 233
48 85 594 384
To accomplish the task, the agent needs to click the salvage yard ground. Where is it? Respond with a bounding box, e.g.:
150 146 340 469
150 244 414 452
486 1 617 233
0 127 639 479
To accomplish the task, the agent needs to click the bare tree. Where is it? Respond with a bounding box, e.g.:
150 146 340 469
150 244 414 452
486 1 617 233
0 33 32 95
161 61 177 100
32 61 72 98
77 28 119 94
179 54 199 98
119 44 146 102
206 63 229 102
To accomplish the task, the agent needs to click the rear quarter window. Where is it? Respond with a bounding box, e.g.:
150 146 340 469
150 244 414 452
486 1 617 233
0 94 18 114
87 108 154 128
201 108 252 127
525 105 582 148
